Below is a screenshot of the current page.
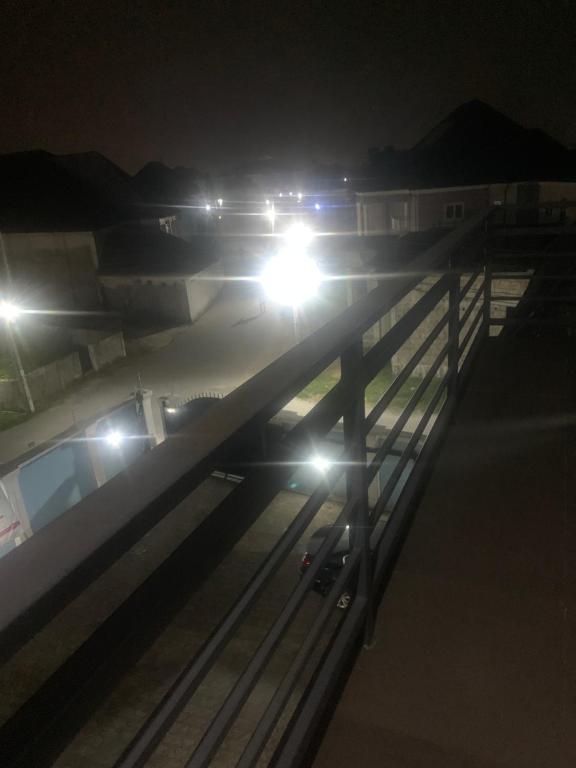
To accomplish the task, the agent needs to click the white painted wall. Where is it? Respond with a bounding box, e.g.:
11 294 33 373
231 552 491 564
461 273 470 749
99 260 224 326
185 261 224 322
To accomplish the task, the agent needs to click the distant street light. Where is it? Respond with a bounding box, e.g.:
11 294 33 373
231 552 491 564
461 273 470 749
260 229 320 307
265 204 277 231
283 223 315 251
0 301 35 413
260 224 321 343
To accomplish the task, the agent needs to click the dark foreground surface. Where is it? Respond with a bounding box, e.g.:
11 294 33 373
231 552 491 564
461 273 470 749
314 336 576 768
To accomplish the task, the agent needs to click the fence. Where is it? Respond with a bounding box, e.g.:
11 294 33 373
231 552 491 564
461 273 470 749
0 211 492 767
0 351 82 410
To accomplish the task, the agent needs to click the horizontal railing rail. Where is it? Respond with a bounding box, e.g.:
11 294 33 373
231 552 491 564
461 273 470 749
0 209 493 768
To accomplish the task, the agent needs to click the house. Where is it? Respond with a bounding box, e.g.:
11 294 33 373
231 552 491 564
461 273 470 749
0 149 155 308
97 226 223 326
357 101 576 236
0 150 222 321
0 151 222 392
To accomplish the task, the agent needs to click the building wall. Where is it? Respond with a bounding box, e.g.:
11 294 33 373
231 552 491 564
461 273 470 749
3 232 101 309
101 277 192 325
536 182 576 223
69 328 126 371
100 262 223 326
416 187 490 230
357 193 413 235
358 181 576 237
185 262 223 322
0 351 82 410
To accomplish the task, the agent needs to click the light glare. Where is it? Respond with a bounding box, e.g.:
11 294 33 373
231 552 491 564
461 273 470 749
261 252 321 306
0 301 22 323
310 455 331 473
284 223 314 250
104 430 124 448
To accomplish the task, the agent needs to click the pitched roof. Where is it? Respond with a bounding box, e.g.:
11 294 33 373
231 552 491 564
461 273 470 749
0 150 147 232
363 100 576 191
97 227 218 276
54 152 142 208
133 161 200 205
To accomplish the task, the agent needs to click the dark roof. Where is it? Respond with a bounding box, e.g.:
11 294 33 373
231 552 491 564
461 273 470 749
362 100 576 191
133 161 201 205
0 150 115 231
97 227 218 276
54 152 142 208
0 150 156 232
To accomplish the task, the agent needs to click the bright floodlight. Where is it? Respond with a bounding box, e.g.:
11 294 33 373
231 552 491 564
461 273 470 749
165 407 177 414
217 198 223 207
310 455 331 473
205 204 211 211
314 203 321 211
104 430 124 448
283 223 314 250
297 192 302 201
261 252 321 306
265 206 276 225
0 301 22 322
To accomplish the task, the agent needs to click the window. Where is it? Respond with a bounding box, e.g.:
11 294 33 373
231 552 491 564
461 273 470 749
444 202 464 223
160 216 177 235
390 201 409 232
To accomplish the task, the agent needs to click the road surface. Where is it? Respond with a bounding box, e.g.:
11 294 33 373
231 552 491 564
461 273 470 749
0 281 347 465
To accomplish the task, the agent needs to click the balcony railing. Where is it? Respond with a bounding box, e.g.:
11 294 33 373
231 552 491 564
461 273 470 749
0 210 493 767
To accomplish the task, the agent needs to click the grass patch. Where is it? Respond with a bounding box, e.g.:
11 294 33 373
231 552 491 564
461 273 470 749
0 410 30 431
0 353 15 380
298 361 441 413
298 362 341 400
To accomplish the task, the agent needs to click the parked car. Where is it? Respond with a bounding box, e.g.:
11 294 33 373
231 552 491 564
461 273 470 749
300 524 353 609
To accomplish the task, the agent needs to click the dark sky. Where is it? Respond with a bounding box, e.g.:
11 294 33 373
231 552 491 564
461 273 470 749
1 0 575 173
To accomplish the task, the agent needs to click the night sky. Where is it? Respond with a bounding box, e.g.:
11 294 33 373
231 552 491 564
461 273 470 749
1 0 575 173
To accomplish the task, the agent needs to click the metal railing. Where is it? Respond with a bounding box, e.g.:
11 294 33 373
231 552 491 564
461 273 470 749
0 210 492 767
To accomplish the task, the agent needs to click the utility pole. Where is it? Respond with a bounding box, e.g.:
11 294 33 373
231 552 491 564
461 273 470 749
0 231 35 413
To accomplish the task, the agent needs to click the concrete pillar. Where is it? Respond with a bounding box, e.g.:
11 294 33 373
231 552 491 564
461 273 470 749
142 390 167 446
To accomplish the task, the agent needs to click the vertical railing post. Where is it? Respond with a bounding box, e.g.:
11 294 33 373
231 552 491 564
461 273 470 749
340 338 374 646
483 214 492 337
483 256 492 337
447 265 460 402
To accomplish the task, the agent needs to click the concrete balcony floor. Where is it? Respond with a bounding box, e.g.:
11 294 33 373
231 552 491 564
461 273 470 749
315 336 576 768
